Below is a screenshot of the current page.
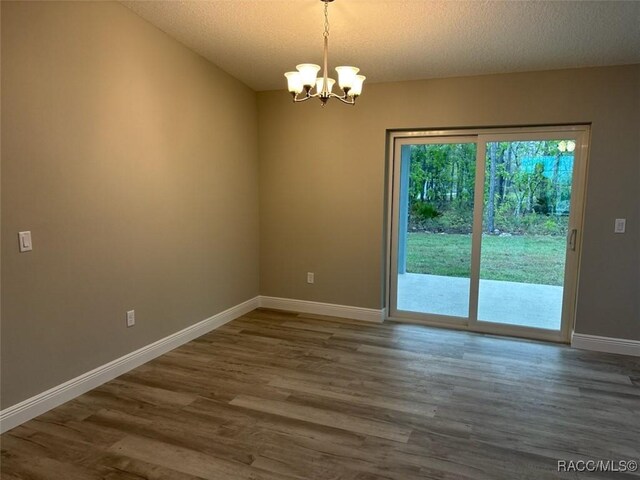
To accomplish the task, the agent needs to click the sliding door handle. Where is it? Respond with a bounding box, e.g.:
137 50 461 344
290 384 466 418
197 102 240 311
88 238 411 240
568 229 577 251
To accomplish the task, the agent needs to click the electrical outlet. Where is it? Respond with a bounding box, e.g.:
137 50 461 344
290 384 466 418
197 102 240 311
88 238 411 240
614 218 626 234
307 272 315 284
126 310 135 327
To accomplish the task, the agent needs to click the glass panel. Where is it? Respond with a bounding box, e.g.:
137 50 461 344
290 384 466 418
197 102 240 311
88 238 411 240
478 140 574 330
397 142 476 317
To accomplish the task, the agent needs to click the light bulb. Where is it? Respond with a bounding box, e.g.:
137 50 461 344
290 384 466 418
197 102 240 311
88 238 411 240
316 77 335 94
349 75 366 96
296 64 321 87
284 72 303 94
335 66 359 90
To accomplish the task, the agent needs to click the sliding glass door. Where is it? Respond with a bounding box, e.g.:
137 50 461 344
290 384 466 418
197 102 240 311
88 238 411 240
393 138 476 321
389 127 588 342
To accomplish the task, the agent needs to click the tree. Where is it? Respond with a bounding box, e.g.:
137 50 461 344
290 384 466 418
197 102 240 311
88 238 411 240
486 142 498 233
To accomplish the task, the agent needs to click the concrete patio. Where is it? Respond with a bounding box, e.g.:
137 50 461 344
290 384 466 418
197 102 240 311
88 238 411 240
397 273 563 330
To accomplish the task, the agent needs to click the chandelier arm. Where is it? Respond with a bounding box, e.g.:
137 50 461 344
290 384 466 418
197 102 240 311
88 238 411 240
334 96 356 105
326 92 356 105
292 90 324 102
292 95 314 103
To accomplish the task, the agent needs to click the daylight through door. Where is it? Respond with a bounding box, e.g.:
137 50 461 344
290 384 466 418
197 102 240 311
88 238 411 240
388 127 589 342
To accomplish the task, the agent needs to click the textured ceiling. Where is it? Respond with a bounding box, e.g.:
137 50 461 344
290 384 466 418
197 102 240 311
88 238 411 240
122 1 640 92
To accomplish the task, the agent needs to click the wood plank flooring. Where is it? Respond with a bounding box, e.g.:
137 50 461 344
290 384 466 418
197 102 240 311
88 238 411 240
2 308 639 479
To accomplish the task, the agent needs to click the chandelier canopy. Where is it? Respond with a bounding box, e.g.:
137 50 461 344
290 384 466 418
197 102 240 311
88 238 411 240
284 0 365 106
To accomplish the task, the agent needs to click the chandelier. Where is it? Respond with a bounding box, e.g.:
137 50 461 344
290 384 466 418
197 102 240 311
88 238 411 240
284 0 366 106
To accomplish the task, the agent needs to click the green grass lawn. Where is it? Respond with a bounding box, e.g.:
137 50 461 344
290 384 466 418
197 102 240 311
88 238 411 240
406 233 566 286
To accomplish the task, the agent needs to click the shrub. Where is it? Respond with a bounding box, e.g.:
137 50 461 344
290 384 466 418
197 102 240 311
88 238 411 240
410 204 473 233
410 202 568 236
412 202 440 221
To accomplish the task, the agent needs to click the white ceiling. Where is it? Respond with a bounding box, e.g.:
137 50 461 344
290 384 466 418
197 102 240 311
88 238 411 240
122 1 640 92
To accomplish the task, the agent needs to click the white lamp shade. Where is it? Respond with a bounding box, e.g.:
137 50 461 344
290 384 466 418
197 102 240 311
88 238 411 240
315 77 335 94
349 75 366 96
335 66 359 90
296 64 321 87
284 72 303 94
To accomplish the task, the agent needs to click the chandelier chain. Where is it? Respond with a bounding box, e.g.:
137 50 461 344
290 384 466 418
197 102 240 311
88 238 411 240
323 1 330 38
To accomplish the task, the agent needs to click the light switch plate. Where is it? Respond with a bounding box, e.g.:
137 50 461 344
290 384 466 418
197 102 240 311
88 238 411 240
126 310 135 327
18 231 32 252
614 218 626 234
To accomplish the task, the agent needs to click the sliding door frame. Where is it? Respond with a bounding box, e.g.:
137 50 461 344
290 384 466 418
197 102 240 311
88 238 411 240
385 125 590 343
389 135 477 328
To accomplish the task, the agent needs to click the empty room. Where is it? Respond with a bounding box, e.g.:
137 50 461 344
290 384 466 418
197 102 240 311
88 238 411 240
1 1 639 478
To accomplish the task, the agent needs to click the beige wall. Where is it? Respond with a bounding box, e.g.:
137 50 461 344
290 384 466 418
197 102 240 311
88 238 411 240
1 1 259 408
2 2 638 411
258 65 640 341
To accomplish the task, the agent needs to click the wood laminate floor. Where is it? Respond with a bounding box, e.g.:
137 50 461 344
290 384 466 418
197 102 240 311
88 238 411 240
2 309 639 479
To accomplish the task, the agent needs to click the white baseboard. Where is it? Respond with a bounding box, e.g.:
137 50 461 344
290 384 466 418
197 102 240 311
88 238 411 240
0 296 260 434
571 332 640 357
0 295 383 433
259 296 385 323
